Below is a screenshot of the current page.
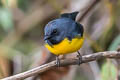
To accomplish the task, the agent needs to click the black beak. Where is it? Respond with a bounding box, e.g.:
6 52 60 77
44 35 49 40
44 36 53 48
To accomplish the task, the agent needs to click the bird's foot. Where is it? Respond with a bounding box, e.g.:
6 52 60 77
56 56 60 67
77 51 82 65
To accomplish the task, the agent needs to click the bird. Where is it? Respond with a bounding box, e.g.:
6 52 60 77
44 11 84 66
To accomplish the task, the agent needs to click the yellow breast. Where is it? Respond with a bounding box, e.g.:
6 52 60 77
45 37 84 55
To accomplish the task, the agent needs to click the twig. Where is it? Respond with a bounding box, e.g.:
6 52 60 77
77 0 100 22
2 51 120 80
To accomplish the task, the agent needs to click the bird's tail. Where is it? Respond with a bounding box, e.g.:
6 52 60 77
60 11 79 21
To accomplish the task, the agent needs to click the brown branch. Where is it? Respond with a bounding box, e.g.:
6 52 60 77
77 0 100 22
2 51 120 80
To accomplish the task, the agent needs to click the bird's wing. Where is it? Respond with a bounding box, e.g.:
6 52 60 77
75 22 84 37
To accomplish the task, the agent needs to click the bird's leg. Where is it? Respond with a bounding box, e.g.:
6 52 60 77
77 51 82 65
56 55 60 67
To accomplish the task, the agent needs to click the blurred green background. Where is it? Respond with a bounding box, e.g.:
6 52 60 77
0 0 120 80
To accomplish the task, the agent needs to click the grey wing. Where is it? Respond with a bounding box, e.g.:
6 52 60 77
75 22 84 37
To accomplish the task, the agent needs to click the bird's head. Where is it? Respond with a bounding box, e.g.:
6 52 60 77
44 18 75 46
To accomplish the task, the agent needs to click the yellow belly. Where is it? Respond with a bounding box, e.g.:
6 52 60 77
45 37 84 55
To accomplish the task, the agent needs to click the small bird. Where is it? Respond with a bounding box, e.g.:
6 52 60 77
44 12 84 66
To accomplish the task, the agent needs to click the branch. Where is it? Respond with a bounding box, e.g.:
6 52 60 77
2 51 120 80
77 0 100 22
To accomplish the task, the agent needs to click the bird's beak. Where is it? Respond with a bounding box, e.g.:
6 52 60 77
44 36 53 48
44 36 49 41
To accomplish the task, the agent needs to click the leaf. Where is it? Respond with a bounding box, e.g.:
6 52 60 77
101 61 117 80
17 0 30 11
1 0 17 7
108 34 120 51
0 8 14 31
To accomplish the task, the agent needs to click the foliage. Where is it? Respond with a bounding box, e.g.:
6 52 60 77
101 61 117 80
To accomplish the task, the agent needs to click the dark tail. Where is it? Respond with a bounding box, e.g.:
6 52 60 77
60 11 79 21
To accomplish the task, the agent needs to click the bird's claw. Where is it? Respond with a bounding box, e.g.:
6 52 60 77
77 51 82 65
56 56 60 67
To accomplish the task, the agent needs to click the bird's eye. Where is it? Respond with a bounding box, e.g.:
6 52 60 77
53 29 57 34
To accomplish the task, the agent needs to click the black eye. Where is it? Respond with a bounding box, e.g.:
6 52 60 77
53 29 57 34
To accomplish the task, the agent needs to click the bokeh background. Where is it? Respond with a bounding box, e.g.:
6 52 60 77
0 0 120 80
